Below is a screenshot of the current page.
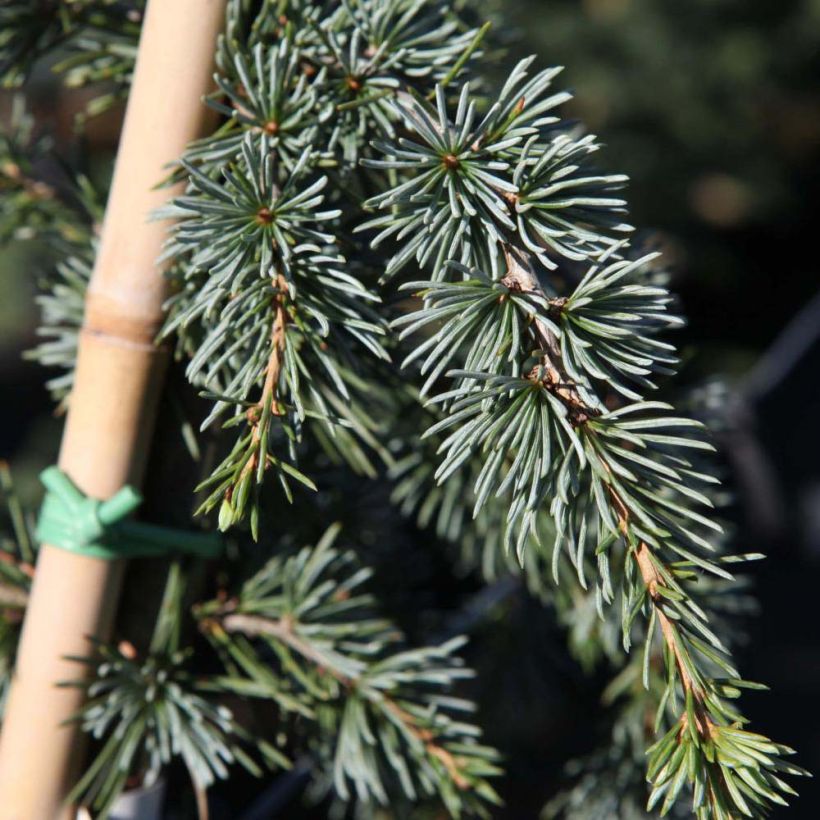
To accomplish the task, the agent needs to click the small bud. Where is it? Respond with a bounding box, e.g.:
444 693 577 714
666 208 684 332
118 641 138 660
218 498 234 532
255 206 274 225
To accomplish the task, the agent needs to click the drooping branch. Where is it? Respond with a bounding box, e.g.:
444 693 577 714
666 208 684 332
500 245 710 721
208 606 475 793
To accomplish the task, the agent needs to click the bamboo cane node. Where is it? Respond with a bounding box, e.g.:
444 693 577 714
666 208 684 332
79 326 161 353
83 297 166 348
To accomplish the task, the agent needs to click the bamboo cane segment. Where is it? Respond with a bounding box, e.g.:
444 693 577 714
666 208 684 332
0 2 226 817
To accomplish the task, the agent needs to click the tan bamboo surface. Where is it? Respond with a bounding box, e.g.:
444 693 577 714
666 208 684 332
0 1 227 817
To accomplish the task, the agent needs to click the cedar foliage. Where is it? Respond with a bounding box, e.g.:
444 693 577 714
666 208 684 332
0 1 807 817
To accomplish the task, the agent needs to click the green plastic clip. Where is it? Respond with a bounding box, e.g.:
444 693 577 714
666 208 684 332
35 467 222 560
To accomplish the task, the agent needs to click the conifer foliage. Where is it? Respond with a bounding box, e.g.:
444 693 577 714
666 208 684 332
0 1 808 818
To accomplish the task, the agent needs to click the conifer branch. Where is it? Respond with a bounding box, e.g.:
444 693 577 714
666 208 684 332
369 64 806 816
197 526 501 815
216 610 473 792
465 242 729 739
7 1 808 816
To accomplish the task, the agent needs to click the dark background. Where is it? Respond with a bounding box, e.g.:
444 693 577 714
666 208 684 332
1 0 819 816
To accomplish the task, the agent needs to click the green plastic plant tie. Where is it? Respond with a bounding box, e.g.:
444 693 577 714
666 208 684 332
35 466 222 560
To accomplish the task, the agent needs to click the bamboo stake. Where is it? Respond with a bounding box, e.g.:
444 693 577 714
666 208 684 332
0 2 226 817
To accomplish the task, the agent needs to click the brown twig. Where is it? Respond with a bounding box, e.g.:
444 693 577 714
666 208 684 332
503 245 708 729
235 272 289 489
605 467 701 698
260 273 289 409
382 699 470 790
212 608 472 790
0 162 58 202
220 611 343 681
194 782 209 820
605 466 713 738
501 244 599 425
